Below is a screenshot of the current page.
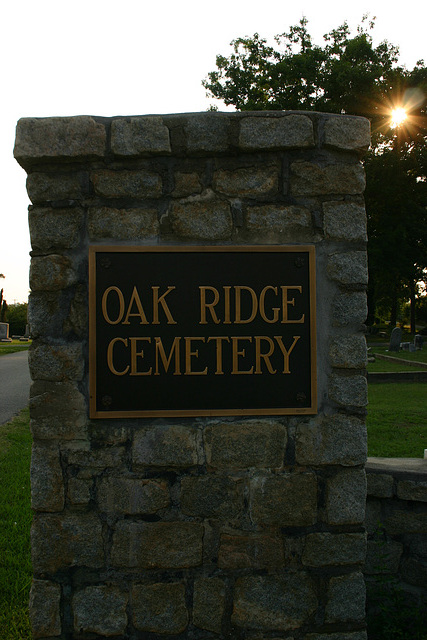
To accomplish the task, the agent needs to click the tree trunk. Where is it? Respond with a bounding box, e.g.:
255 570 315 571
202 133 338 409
409 280 416 335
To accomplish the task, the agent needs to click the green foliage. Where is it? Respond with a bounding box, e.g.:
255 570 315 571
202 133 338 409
6 302 28 336
0 409 32 639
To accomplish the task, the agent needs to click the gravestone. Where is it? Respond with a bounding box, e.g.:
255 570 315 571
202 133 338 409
15 111 370 640
0 322 12 342
414 334 424 350
389 326 402 352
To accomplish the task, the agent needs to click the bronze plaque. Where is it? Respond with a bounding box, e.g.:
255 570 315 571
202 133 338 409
89 246 317 418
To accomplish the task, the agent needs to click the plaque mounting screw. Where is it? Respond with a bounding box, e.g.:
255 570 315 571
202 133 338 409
294 257 304 268
101 395 112 408
296 392 307 403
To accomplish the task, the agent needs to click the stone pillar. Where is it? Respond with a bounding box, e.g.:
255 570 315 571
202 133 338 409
15 111 370 640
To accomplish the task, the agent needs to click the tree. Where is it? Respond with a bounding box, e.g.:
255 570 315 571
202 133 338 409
7 302 28 336
203 17 427 330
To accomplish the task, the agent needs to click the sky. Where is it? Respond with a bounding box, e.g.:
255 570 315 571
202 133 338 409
1 0 425 304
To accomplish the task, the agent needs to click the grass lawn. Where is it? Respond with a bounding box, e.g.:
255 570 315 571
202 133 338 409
0 340 31 356
370 345 427 364
367 383 427 457
0 408 32 640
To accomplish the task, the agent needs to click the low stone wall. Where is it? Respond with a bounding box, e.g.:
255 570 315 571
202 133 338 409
15 111 370 640
365 459 427 608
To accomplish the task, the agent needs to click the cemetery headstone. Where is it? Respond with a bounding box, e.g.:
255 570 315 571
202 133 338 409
389 326 402 352
414 334 424 350
0 322 12 342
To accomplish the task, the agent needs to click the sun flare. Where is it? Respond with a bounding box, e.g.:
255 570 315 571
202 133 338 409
390 107 407 128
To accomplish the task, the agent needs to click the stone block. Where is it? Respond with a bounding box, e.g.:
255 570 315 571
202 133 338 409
332 291 368 327
91 168 162 198
30 254 78 291
14 116 106 166
250 473 317 526
180 475 244 518
63 283 88 338
245 204 313 240
213 166 278 197
327 251 368 286
31 513 103 573
68 478 91 505
193 577 226 633
232 574 317 630
167 199 232 240
328 374 368 408
324 115 371 152
132 424 201 468
27 172 85 204
302 532 366 567
88 206 159 240
405 533 427 559
290 161 366 196
323 201 367 242
73 585 128 636
132 583 188 634
397 479 427 502
218 531 284 569
364 498 382 535
29 206 84 251
111 116 171 156
67 446 126 472
326 468 366 525
97 477 170 514
184 114 230 152
399 556 427 588
204 419 287 470
383 510 427 535
111 521 203 568
329 335 367 369
173 171 202 197
325 572 366 623
29 343 84 382
306 633 367 640
364 538 403 574
295 414 367 466
366 472 394 498
30 380 87 440
29 579 62 639
239 114 314 150
31 441 64 512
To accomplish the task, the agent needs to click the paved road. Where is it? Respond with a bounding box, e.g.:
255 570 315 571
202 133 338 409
0 350 31 425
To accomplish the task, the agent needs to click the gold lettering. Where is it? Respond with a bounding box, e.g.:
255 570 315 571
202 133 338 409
152 286 177 324
281 286 305 323
231 336 253 374
107 337 129 375
102 287 125 325
235 286 258 324
255 336 276 374
155 336 181 375
207 336 230 374
129 337 152 375
274 335 300 373
259 286 280 323
122 286 149 325
185 337 208 375
199 286 221 324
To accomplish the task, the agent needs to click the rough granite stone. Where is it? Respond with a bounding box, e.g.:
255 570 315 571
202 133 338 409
218 531 284 569
306 633 367 640
329 335 367 369
245 204 312 239
295 414 367 466
239 114 314 150
329 374 368 407
29 343 84 382
91 169 162 198
213 166 278 197
97 477 170 514
324 115 371 152
173 171 202 197
111 116 171 156
366 472 394 498
167 198 232 240
73 586 128 636
30 254 78 291
323 201 367 242
27 172 85 204
111 521 203 568
327 251 368 286
290 161 366 196
204 420 287 470
31 513 103 573
180 475 244 518
250 473 317 526
332 291 368 327
193 577 226 633
326 468 366 525
29 580 62 639
184 114 230 152
88 206 159 240
68 478 91 505
132 583 188 634
29 206 84 251
30 380 87 440
325 572 366 623
303 532 366 566
383 510 427 535
14 116 106 165
365 538 403 574
232 574 317 630
132 424 201 468
397 479 427 502
31 441 64 512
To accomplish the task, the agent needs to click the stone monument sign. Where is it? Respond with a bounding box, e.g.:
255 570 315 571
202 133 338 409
15 111 369 640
